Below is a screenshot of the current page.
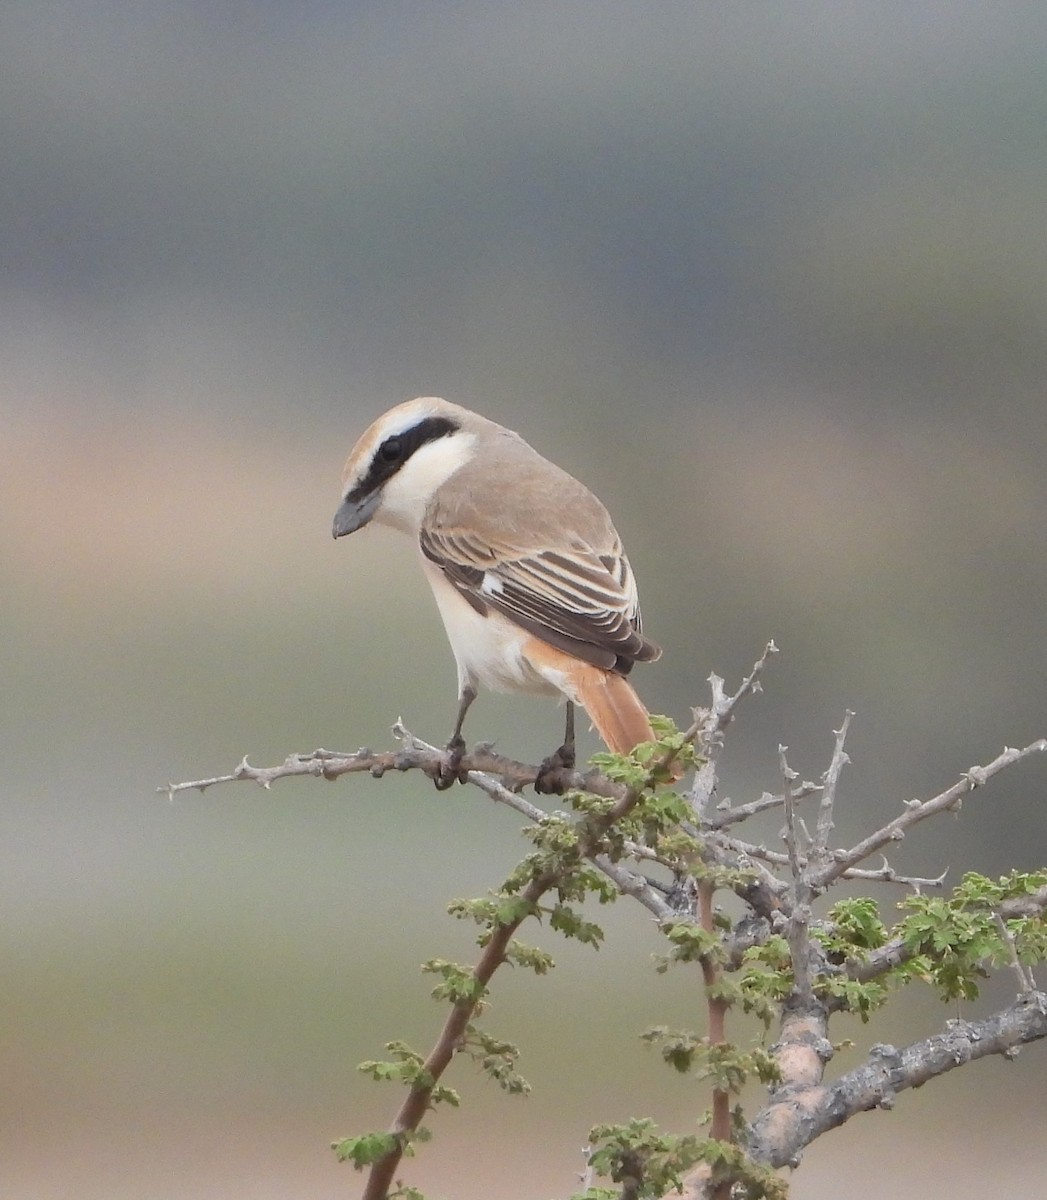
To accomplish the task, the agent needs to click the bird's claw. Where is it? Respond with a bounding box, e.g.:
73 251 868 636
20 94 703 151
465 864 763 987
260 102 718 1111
431 736 467 791
534 742 576 795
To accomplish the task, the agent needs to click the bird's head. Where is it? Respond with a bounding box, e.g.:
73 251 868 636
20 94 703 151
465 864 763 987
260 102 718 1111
333 397 480 539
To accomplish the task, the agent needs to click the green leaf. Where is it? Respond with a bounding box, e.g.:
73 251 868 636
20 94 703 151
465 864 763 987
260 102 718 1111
331 1131 399 1167
504 939 556 974
549 903 605 947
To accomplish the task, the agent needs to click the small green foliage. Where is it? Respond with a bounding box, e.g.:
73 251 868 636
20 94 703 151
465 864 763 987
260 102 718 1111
332 1124 432 1167
585 1118 707 1196
565 790 617 818
505 815 585 886
641 1029 782 1090
461 1026 531 1094
356 1041 459 1107
652 828 705 865
900 896 997 1001
641 1026 704 1073
700 1140 789 1200
388 1187 426 1200
892 870 1047 1001
525 812 583 854
572 865 620 904
818 975 888 1021
422 958 487 1005
713 942 793 1027
589 750 652 789
589 713 699 789
579 1121 785 1200
653 919 723 972
701 1042 781 1092
817 897 888 960
549 902 605 947
636 789 691 835
447 893 538 929
331 1130 400 1168
1010 914 1047 965
358 1040 425 1082
550 863 619 906
504 939 555 974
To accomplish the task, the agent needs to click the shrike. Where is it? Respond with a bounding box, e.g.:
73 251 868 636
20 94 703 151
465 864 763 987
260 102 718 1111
332 397 661 790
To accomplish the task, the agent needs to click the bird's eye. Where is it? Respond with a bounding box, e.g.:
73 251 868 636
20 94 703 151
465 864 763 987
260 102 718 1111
378 437 403 463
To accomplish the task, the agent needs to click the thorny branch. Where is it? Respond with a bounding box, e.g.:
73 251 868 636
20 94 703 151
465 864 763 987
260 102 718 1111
747 991 1047 1169
811 740 1047 890
160 646 1047 1200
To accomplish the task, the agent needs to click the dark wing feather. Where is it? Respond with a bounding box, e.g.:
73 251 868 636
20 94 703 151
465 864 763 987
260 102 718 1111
419 525 660 675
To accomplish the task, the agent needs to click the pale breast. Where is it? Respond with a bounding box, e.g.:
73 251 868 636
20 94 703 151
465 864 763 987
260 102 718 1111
420 557 563 697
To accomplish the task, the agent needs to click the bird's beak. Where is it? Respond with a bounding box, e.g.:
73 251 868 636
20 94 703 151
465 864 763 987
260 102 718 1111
332 490 380 538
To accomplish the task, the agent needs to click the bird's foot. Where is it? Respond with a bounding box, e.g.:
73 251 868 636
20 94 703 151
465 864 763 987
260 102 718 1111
534 741 576 795
431 735 467 791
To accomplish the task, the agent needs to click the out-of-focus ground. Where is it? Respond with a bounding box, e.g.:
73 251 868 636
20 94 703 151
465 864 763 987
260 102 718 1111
3 5 1046 1197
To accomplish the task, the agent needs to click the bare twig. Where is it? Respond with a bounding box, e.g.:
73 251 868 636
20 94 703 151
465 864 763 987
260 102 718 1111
705 781 822 830
811 741 1047 889
159 731 627 803
780 745 813 1006
713 833 946 890
992 911 1039 995
688 641 778 821
812 711 853 865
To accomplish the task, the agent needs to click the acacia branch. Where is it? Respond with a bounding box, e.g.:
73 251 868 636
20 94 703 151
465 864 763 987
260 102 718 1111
811 740 1047 889
704 781 822 830
852 885 1047 985
688 641 778 821
159 655 1047 1200
812 711 853 865
360 718 702 1199
159 727 626 803
747 991 1047 1168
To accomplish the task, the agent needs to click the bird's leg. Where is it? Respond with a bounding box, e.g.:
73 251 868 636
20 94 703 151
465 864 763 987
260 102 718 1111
432 685 477 791
534 701 577 795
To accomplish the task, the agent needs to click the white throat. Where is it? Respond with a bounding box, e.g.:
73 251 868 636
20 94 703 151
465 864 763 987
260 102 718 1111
375 431 477 533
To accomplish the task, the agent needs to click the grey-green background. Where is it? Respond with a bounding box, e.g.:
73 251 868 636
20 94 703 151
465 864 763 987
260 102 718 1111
4 4 1046 1197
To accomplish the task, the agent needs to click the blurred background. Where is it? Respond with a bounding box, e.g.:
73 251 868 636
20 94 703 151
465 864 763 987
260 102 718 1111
3 4 1046 1197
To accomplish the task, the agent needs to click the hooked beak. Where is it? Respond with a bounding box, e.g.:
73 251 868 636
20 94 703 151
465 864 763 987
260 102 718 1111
332 490 380 538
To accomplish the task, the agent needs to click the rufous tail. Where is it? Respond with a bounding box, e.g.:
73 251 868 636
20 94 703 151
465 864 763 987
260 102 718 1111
574 669 655 755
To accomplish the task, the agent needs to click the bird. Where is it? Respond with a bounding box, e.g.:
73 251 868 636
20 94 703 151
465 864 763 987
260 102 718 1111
332 397 661 791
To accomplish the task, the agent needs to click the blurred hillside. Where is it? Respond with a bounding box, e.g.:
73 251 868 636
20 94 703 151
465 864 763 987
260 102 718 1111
3 5 1046 1198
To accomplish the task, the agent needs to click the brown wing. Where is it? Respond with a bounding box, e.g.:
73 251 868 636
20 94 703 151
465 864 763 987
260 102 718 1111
418 524 660 675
